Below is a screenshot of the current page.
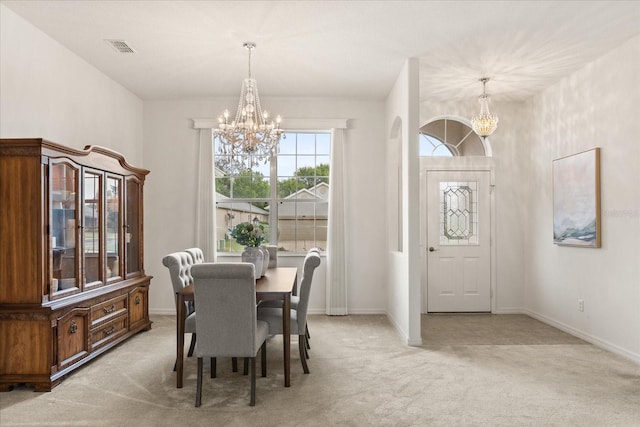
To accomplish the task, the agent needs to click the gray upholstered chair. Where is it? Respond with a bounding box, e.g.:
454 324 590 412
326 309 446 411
162 252 197 363
259 248 320 347
257 250 321 373
184 247 205 265
191 262 269 407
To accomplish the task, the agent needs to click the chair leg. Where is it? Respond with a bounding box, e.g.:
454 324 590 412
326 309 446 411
306 325 311 349
250 357 256 406
243 357 249 375
211 357 216 378
299 335 310 374
175 332 197 371
187 333 197 357
232 357 238 372
304 340 309 359
195 357 203 407
261 341 267 377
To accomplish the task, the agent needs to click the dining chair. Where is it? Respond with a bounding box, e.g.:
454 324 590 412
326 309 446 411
257 250 321 373
259 248 320 347
184 247 205 264
162 252 197 364
191 262 269 407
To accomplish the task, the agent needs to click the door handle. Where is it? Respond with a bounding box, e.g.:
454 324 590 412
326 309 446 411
428 246 438 252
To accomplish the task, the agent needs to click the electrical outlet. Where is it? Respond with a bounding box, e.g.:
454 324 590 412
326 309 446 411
578 299 584 312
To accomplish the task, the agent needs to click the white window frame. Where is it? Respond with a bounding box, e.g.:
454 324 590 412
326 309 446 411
214 130 331 254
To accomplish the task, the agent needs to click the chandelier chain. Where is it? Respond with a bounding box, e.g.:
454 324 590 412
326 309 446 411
471 77 498 138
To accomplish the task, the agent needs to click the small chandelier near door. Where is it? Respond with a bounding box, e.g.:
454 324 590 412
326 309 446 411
471 77 498 138
214 42 284 166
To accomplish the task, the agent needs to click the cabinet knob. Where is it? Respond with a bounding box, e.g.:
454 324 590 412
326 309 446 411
69 320 78 334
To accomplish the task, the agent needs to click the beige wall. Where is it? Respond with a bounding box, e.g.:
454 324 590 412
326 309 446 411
0 5 143 164
143 97 387 315
523 35 640 362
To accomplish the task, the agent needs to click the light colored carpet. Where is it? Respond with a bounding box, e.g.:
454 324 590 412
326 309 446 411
1 314 639 426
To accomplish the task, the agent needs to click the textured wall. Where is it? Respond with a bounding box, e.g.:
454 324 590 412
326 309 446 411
525 35 640 361
0 5 143 164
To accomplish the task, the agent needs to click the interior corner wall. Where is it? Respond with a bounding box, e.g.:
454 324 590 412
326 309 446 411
0 4 143 164
525 35 640 362
385 58 421 345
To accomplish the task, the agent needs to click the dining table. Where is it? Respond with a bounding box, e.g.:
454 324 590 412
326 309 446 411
175 266 298 388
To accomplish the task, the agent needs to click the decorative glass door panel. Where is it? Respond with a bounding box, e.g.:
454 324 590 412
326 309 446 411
439 181 478 245
83 170 103 287
50 161 79 296
125 177 142 277
106 175 122 282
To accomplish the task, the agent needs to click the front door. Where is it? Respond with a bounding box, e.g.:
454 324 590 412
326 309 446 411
425 170 491 312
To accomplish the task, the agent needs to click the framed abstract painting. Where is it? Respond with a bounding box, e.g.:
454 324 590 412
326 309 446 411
553 148 601 247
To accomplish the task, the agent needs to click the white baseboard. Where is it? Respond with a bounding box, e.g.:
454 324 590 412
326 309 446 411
493 307 525 314
385 312 409 344
152 308 387 316
307 308 387 315
524 309 640 364
150 309 175 316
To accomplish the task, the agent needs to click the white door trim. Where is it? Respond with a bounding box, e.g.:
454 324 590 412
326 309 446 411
420 157 497 314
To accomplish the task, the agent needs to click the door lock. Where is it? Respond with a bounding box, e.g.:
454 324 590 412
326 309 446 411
428 246 438 252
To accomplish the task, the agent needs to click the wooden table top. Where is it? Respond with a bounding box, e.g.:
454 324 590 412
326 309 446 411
177 266 298 298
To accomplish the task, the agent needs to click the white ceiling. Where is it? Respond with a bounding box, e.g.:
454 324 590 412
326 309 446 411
2 0 639 103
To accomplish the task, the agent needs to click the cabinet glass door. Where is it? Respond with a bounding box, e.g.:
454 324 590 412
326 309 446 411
106 175 122 282
83 170 103 288
50 161 80 296
125 177 142 277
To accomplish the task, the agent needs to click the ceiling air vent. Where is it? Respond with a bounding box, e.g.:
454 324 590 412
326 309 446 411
105 39 136 54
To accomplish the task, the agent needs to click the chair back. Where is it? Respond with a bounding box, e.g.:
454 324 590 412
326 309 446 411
266 245 278 268
184 247 205 264
191 262 260 358
162 250 193 297
295 251 321 330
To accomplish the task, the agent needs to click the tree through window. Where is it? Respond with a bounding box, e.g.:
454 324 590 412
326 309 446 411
214 131 330 253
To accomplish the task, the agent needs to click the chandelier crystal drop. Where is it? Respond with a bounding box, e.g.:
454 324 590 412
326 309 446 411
471 77 498 138
214 42 284 167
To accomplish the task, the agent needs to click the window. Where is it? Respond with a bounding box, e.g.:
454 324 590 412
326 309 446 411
420 118 487 156
420 133 454 157
214 131 330 253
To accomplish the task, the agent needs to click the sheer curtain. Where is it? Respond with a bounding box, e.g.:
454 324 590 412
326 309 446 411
193 122 216 261
326 128 348 315
192 118 348 312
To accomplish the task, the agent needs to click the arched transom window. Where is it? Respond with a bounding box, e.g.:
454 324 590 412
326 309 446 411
420 118 487 157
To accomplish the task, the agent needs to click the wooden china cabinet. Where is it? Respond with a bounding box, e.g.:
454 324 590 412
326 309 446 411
0 139 152 391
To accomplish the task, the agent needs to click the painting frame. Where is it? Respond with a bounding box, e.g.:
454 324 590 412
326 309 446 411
553 148 601 248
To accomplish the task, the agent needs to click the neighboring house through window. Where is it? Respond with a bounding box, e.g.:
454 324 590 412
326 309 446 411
214 131 330 253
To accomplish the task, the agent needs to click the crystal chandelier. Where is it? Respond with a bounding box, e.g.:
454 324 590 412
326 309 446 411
214 42 284 166
471 77 499 138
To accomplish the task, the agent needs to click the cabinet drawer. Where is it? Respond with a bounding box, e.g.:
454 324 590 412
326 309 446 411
91 295 127 327
90 315 128 351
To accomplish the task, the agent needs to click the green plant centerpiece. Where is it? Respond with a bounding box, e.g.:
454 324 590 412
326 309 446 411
230 222 266 247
